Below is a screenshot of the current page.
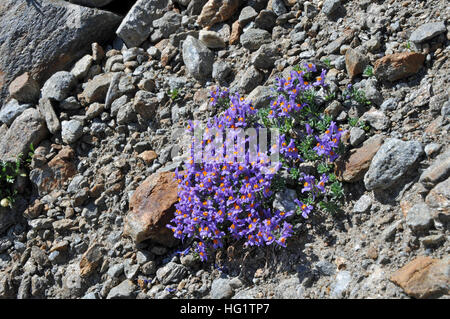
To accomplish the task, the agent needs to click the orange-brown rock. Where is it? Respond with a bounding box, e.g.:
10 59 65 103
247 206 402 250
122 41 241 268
29 146 77 196
390 256 450 298
124 172 180 246
138 150 158 164
374 52 425 82
23 199 44 219
197 0 240 28
8 72 40 103
345 47 369 78
79 243 103 277
335 135 384 182
229 20 242 45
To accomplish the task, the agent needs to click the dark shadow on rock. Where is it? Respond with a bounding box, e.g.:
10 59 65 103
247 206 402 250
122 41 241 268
372 165 422 205
326 6 347 22
26 0 44 15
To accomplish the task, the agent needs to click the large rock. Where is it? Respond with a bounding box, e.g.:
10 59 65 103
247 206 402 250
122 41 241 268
182 36 215 81
390 256 450 298
8 72 40 104
364 138 423 191
0 0 121 105
373 52 425 82
116 0 169 48
345 47 369 78
0 108 48 162
410 22 447 43
335 135 384 182
197 0 240 28
123 171 179 246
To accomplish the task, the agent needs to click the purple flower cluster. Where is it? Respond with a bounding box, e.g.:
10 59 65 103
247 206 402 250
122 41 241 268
268 63 327 119
313 121 344 162
300 173 329 200
279 134 300 160
168 89 295 261
168 63 346 262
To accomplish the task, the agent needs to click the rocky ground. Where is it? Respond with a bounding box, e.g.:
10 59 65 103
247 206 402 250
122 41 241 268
0 0 449 299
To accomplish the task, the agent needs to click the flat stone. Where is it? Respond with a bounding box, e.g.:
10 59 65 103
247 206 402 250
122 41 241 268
251 44 278 70
79 243 103 277
360 108 390 131
345 47 369 78
352 194 372 213
410 22 447 43
61 120 83 144
238 6 258 26
199 30 226 49
247 86 273 109
425 177 450 228
335 135 384 183
240 28 272 51
390 256 450 298
29 147 77 196
71 55 94 80
322 0 343 17
155 262 188 285
419 149 450 189
210 277 234 299
152 11 182 39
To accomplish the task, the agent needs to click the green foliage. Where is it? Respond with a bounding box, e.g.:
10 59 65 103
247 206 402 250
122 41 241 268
344 86 371 106
169 88 180 101
322 58 332 69
363 65 374 77
0 144 34 207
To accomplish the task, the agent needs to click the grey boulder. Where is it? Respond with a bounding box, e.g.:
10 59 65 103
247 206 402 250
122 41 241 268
364 138 423 190
182 36 214 81
0 0 121 106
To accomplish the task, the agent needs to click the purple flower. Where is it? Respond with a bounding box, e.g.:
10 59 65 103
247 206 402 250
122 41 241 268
294 199 314 219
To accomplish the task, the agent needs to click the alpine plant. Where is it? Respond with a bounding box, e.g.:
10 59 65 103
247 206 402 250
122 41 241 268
167 63 346 261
